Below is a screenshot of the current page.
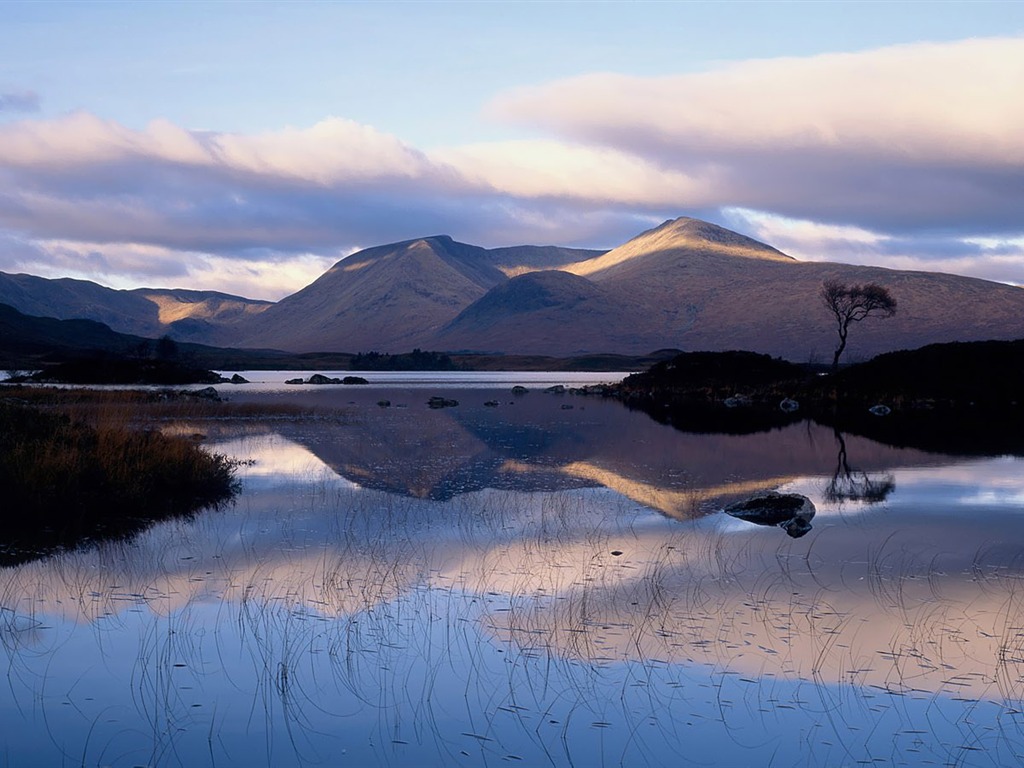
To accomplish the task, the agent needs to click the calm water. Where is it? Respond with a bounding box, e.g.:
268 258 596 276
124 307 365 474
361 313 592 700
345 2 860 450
3 379 1024 767
215 370 631 390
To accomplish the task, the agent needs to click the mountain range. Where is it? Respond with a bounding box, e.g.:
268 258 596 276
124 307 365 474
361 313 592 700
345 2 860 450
4 217 1024 363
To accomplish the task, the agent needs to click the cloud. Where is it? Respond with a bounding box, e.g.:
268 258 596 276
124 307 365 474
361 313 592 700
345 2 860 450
0 113 434 179
491 37 1024 165
434 139 712 208
2 237 339 301
488 36 1024 236
1 36 1023 297
0 112 661 284
730 208 1024 287
0 113 479 252
0 90 40 113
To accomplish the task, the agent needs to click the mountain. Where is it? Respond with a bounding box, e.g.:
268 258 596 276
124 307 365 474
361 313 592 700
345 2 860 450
565 216 794 280
228 236 608 353
0 272 272 344
487 244 610 276
6 217 1024 362
438 270 649 355
437 218 1024 361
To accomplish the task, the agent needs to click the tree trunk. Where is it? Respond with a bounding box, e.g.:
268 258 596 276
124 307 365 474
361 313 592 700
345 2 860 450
831 324 848 370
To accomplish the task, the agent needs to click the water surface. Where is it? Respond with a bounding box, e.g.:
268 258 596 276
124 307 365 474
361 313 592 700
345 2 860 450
2 381 1023 767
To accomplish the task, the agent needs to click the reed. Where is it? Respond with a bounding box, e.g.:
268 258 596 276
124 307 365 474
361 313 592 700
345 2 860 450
0 400 238 564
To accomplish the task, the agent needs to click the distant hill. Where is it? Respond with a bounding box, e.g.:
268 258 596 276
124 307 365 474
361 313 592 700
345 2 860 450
0 302 145 367
0 302 665 373
0 272 272 345
5 217 1024 361
0 302 299 371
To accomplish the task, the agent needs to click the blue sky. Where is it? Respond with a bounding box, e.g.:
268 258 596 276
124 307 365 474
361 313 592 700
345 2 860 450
1 1 1022 298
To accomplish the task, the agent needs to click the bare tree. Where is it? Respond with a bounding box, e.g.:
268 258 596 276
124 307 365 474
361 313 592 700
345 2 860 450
821 280 897 370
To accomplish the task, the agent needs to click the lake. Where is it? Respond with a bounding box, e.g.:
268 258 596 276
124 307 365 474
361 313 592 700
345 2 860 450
2 374 1024 767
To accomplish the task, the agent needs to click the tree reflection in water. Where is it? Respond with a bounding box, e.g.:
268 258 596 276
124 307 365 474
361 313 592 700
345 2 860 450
825 427 896 505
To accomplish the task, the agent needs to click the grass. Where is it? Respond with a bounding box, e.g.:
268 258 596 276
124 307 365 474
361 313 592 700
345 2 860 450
0 383 323 423
0 395 239 565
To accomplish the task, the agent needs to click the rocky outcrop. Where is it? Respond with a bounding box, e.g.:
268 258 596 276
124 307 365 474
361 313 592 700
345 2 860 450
284 374 369 385
724 492 815 538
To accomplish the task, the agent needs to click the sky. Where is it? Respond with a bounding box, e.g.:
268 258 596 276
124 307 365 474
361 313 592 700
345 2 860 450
0 0 1022 300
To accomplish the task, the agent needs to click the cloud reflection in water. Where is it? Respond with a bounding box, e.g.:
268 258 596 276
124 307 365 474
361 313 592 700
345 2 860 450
2 396 1024 767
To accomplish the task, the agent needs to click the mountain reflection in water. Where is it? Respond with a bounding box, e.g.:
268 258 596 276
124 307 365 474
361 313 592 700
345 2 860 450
227 386 945 515
2 385 1024 768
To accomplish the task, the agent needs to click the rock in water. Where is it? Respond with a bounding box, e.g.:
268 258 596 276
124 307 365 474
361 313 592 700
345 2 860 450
187 386 221 401
724 492 815 538
307 373 342 385
427 396 459 409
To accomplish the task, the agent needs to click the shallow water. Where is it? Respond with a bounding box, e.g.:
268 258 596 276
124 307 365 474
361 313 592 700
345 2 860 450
3 383 1024 766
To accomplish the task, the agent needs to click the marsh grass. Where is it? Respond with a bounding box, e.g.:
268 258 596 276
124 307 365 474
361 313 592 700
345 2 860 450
0 398 239 564
0 384 329 426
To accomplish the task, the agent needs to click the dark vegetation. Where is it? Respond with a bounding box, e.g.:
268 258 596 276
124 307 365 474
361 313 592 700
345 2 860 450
614 352 808 435
0 395 238 566
351 349 458 371
0 386 330 566
0 301 356 371
828 339 1024 406
611 342 1024 454
10 357 227 385
451 349 681 372
623 351 803 395
2 301 677 373
823 340 1024 454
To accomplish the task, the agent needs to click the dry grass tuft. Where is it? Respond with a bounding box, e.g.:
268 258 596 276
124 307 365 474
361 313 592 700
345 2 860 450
0 396 239 564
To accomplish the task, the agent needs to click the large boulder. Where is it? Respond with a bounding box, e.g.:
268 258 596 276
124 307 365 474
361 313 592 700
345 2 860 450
724 492 815 538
